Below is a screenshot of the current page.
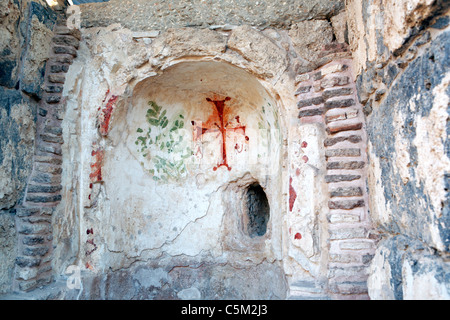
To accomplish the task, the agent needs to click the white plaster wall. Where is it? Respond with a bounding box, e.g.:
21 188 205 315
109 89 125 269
99 61 283 269
60 26 291 273
58 24 335 299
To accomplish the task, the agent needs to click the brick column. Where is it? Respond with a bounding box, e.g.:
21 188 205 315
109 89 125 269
295 44 377 299
14 10 80 292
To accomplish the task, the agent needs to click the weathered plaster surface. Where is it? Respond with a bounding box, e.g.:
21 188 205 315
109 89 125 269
346 0 448 78
78 0 345 31
365 25 450 299
366 30 449 250
58 23 297 298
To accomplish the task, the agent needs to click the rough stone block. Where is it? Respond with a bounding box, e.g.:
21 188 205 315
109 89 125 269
329 253 361 264
15 257 41 268
295 74 310 84
22 236 45 246
34 155 62 165
38 108 48 117
329 281 368 295
329 214 360 224
327 122 362 134
325 148 361 158
326 161 365 170
325 109 359 123
16 208 40 218
18 279 38 292
18 223 49 235
298 108 324 118
44 94 61 104
43 126 63 136
16 267 38 281
44 85 63 93
30 170 60 184
330 187 363 197
321 76 350 88
52 35 80 49
297 96 324 108
324 135 362 146
324 98 355 110
289 19 334 64
329 199 365 210
321 63 346 76
35 162 63 175
0 60 17 88
54 26 82 40
47 74 65 83
295 85 312 95
325 174 361 183
23 246 49 257
329 227 368 240
38 144 62 156
228 25 287 78
323 87 353 100
339 241 373 250
53 45 77 57
49 64 69 73
27 184 62 194
25 194 62 203
40 133 64 144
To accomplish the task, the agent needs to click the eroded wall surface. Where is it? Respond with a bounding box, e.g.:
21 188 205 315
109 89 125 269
346 0 450 299
78 0 345 30
1 0 448 300
0 0 57 294
56 9 359 299
58 23 297 299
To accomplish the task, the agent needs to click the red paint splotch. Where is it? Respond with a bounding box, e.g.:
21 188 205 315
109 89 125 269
294 233 302 240
301 141 308 148
85 238 98 256
289 176 297 212
192 97 248 171
98 94 119 136
302 155 309 163
89 148 104 183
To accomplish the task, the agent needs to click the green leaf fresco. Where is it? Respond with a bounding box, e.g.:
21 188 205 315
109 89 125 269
135 101 192 182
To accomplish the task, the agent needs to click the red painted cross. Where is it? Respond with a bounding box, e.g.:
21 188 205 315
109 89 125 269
192 97 248 171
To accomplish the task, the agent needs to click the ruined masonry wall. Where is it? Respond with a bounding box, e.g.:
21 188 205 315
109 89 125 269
0 0 61 294
293 43 376 299
13 10 80 293
346 0 450 300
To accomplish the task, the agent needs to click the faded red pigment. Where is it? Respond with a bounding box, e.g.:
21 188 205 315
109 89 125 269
193 97 248 171
89 148 104 183
289 176 297 212
98 95 119 136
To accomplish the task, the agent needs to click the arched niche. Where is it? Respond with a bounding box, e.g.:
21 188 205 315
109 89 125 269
99 61 285 269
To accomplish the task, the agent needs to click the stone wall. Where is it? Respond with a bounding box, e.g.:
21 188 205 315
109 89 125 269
52 3 377 299
0 0 448 300
346 0 450 299
78 0 345 31
291 44 376 299
0 0 59 293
